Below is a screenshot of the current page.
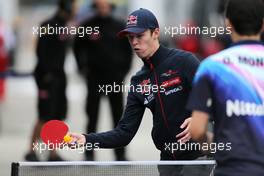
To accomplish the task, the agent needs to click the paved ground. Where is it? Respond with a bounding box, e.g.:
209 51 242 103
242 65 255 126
0 56 159 176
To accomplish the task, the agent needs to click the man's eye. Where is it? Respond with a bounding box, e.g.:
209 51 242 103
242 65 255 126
128 36 134 40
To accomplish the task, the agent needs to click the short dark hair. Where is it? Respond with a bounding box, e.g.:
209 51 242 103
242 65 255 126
225 0 264 35
58 0 75 13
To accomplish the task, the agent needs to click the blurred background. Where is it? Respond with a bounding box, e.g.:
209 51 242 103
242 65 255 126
0 0 238 175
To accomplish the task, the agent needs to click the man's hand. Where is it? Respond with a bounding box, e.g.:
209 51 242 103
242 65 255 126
176 117 192 143
65 132 86 148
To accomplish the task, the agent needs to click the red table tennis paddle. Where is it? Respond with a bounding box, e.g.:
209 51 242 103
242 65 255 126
40 120 73 145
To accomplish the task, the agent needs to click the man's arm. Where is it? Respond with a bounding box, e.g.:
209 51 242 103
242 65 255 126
176 53 200 143
36 23 57 72
186 59 215 153
190 111 214 154
190 111 213 143
68 84 145 149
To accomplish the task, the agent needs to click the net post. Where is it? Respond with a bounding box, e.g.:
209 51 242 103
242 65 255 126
11 162 19 176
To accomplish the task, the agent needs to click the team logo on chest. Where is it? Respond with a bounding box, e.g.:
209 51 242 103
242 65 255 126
139 78 151 94
161 77 181 88
161 70 178 77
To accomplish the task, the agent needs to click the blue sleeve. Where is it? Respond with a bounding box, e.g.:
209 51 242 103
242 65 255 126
186 60 214 114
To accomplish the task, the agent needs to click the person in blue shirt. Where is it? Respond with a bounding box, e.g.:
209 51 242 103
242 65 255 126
187 0 264 175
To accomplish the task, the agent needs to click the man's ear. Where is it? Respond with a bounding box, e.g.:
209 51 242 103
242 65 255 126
225 18 233 32
153 28 160 40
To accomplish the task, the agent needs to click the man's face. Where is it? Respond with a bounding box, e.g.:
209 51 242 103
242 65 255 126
94 0 111 17
127 29 159 59
63 0 78 21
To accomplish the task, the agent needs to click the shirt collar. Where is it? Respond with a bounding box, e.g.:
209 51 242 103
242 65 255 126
143 45 171 68
230 40 264 48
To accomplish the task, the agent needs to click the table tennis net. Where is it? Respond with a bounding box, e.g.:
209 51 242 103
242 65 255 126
11 160 216 176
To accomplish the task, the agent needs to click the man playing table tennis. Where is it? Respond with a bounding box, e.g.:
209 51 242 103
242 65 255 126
68 8 211 176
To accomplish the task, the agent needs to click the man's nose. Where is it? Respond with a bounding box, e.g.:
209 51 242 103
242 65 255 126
130 37 138 45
